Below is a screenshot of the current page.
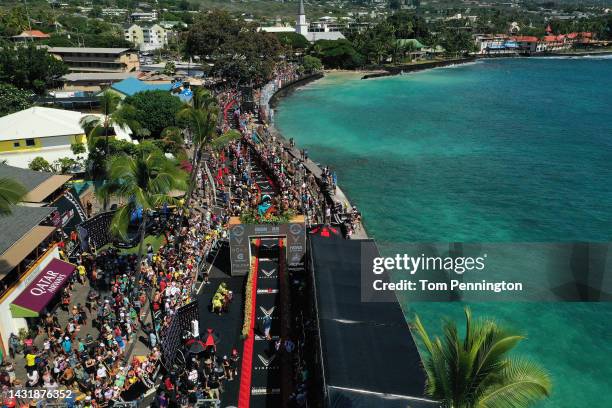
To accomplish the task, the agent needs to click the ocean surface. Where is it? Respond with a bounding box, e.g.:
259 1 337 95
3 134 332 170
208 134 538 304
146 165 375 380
275 58 612 407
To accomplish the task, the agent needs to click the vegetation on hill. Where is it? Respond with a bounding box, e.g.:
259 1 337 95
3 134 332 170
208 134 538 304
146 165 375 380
0 43 68 94
185 10 283 85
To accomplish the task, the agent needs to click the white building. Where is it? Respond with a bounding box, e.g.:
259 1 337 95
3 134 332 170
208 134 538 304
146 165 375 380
102 8 128 17
0 107 133 169
260 0 345 42
131 11 158 22
124 23 169 51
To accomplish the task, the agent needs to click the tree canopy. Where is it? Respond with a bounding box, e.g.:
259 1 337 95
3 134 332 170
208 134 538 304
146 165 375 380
413 307 552 408
309 40 364 69
0 178 26 216
275 32 310 50
0 83 32 117
185 10 283 85
122 91 185 138
0 43 68 94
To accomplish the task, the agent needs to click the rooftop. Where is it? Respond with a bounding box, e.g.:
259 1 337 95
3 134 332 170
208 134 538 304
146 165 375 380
0 206 55 256
62 72 138 82
0 107 85 142
13 30 50 39
48 47 132 54
0 164 71 203
303 31 346 42
109 77 173 97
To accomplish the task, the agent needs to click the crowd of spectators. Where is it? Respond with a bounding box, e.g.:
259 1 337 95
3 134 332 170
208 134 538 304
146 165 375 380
3 65 363 408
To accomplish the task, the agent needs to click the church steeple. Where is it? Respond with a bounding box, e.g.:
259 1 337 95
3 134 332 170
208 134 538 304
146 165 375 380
296 0 308 36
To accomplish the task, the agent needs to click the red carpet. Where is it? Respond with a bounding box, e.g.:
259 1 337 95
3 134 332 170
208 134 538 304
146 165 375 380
237 239 260 408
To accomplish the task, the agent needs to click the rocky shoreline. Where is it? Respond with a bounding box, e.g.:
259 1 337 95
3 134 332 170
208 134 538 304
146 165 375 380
361 57 477 79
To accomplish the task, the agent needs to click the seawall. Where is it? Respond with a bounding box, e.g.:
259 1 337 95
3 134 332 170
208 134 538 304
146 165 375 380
264 73 369 239
361 57 477 79
268 73 324 109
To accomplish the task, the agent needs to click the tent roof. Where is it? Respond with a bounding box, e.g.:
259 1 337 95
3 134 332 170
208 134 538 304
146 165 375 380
310 236 437 407
0 107 84 141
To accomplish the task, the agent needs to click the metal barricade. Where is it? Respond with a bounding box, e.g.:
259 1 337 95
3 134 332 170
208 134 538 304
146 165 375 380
195 399 221 407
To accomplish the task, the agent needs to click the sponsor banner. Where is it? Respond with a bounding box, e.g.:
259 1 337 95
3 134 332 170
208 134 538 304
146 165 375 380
11 258 75 316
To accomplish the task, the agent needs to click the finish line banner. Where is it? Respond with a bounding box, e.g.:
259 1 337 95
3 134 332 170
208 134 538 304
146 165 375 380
361 242 612 302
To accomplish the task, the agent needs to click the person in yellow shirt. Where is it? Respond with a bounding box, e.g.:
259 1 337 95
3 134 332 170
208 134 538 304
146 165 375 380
25 351 36 373
77 264 86 284
212 296 223 315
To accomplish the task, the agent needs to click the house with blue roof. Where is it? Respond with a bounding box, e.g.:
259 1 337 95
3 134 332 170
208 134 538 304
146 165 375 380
102 77 174 99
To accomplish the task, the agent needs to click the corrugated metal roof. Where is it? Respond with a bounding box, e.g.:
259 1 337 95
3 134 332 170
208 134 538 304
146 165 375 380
0 206 55 256
48 47 132 54
0 107 85 141
62 72 138 81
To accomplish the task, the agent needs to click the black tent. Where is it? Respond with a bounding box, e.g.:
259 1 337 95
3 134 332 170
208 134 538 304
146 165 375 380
309 236 439 408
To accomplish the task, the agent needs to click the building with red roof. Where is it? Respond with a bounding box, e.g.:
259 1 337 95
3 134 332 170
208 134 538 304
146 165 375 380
12 30 50 41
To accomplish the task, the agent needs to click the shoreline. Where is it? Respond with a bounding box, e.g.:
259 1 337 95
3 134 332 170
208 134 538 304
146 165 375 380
533 49 612 57
361 57 477 79
265 73 369 239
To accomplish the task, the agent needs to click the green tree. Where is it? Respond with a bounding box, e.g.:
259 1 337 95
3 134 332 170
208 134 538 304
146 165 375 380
309 40 364 69
89 5 103 18
0 6 29 37
0 43 68 94
413 307 552 408
177 88 219 193
0 83 32 117
353 22 396 64
122 90 184 137
0 178 26 216
158 126 185 157
98 151 188 338
275 32 310 51
210 129 241 150
71 142 87 156
163 61 176 76
186 10 283 85
29 157 53 173
302 55 323 73
53 157 78 174
80 91 139 170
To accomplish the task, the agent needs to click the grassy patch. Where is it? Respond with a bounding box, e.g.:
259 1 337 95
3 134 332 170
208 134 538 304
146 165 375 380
99 234 166 255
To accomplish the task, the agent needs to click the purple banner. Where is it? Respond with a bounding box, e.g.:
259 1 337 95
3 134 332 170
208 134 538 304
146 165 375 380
12 258 75 314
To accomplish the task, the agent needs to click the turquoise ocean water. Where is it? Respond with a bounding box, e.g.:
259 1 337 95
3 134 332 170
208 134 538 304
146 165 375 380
275 58 612 407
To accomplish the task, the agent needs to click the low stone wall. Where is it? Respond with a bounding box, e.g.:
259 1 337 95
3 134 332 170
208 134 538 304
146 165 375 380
268 72 324 109
362 57 477 79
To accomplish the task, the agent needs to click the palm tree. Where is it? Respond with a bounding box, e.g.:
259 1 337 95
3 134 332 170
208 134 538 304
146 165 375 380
413 307 551 408
98 150 188 277
160 126 186 157
80 91 139 157
0 178 26 216
98 150 188 341
176 88 219 194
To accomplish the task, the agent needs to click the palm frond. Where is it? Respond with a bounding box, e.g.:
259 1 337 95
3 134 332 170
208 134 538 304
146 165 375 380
478 358 552 408
0 177 27 215
109 204 132 241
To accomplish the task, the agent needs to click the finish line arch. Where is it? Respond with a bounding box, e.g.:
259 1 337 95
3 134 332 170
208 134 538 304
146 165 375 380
228 216 306 276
